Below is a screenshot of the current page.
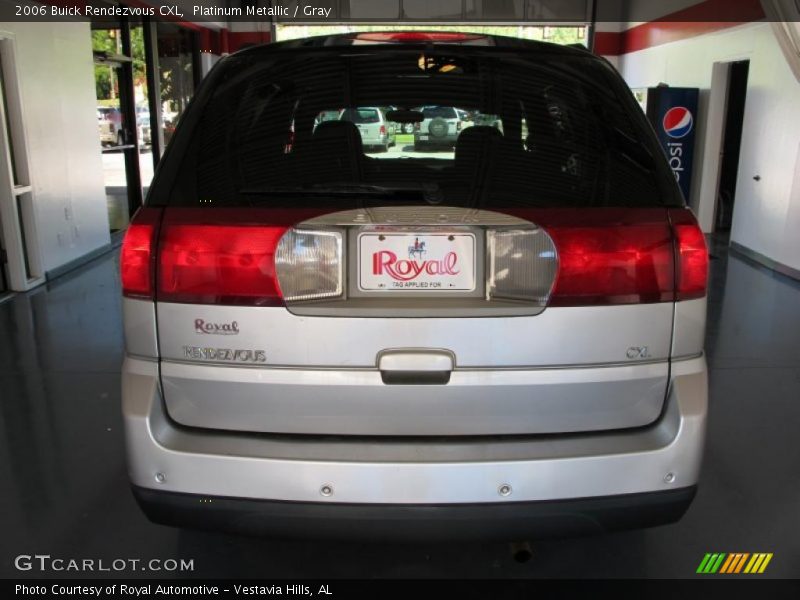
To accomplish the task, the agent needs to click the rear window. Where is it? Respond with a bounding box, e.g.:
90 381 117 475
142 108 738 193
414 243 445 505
161 47 681 209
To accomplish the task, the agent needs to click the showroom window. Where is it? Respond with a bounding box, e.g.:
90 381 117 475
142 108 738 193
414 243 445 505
90 5 200 233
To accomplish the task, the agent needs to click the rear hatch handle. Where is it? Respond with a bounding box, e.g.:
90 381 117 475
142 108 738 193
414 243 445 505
378 349 454 385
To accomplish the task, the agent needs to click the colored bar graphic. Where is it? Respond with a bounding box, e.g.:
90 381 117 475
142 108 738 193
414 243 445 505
719 554 736 573
697 553 714 573
702 552 773 575
710 553 726 573
744 554 758 573
734 553 750 573
697 553 728 573
758 554 773 573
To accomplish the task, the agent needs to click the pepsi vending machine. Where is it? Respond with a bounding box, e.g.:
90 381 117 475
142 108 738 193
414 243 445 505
633 87 699 201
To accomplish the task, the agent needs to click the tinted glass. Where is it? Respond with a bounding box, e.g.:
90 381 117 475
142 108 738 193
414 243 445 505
162 47 680 209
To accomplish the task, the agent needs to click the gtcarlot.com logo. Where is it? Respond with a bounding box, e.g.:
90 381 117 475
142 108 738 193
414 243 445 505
14 554 194 573
696 552 773 574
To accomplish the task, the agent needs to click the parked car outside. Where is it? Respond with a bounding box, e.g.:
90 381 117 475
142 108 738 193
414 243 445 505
97 106 123 146
413 105 470 150
313 109 343 131
136 106 152 151
120 32 709 540
339 106 396 152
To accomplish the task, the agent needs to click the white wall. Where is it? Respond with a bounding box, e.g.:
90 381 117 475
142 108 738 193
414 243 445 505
620 22 800 273
0 20 110 274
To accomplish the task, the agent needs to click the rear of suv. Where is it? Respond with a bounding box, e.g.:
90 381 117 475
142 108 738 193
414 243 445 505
121 32 708 540
413 105 467 149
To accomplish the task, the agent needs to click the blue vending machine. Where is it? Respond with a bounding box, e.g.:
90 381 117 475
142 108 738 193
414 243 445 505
633 86 699 202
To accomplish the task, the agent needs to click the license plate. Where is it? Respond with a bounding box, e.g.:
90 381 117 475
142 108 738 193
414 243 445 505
418 134 428 140
358 232 476 292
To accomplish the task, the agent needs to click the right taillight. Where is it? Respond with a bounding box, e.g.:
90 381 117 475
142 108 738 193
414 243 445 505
534 208 707 306
121 207 161 300
671 209 708 301
545 223 675 306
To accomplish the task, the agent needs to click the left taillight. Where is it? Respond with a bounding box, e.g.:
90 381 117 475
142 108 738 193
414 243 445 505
153 208 341 306
120 207 161 299
158 222 288 306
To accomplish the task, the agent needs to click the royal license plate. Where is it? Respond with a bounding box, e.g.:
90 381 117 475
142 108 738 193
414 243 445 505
359 232 476 292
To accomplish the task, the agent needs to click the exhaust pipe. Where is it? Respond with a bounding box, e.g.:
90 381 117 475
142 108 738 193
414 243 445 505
510 541 534 563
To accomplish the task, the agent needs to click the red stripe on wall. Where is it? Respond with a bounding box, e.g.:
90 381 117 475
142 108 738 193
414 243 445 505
593 31 623 56
593 0 765 56
622 20 759 54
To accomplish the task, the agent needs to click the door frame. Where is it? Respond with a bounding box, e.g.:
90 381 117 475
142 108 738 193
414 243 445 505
695 58 750 233
0 31 44 292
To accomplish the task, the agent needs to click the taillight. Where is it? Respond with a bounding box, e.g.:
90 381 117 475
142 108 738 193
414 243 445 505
545 223 675 306
158 222 287 306
456 121 462 131
670 209 708 300
379 125 386 135
121 207 161 299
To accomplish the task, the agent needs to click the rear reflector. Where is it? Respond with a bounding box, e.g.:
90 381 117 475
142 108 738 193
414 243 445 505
670 209 708 301
158 223 287 306
120 207 161 299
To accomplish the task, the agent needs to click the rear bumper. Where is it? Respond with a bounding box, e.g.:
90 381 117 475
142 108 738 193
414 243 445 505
122 355 707 533
361 134 386 145
414 134 458 145
133 485 697 541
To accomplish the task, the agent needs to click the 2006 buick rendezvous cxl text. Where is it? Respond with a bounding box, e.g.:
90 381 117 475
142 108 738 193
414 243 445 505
120 32 708 539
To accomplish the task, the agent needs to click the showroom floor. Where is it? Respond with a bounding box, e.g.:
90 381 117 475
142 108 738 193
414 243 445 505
1 236 798 579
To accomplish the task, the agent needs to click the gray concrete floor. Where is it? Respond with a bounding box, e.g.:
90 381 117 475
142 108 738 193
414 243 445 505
1 236 798 578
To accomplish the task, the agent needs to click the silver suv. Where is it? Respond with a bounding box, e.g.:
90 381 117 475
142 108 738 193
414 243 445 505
413 105 469 149
340 106 397 152
121 32 708 540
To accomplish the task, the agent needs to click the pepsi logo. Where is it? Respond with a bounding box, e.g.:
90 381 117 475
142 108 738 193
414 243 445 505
663 106 693 139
